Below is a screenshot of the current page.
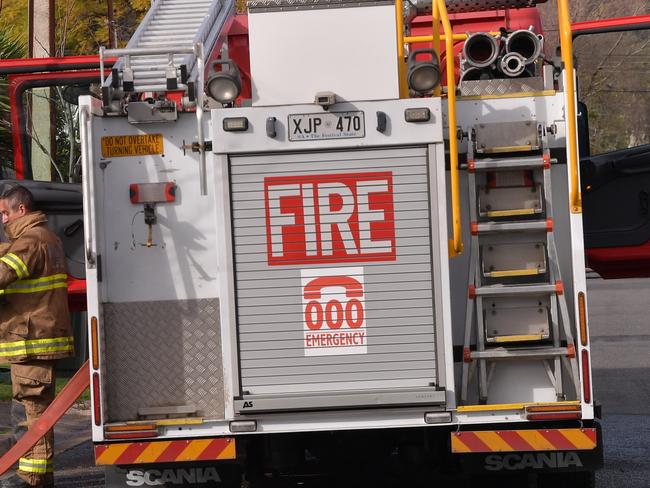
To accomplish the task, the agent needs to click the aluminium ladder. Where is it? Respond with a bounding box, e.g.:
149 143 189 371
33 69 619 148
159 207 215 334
461 120 581 405
103 0 234 95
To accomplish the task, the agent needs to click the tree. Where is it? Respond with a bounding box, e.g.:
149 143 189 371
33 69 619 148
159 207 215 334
0 28 26 177
0 0 149 182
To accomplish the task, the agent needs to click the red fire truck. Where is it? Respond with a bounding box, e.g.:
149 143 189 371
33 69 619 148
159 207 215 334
1 1 649 487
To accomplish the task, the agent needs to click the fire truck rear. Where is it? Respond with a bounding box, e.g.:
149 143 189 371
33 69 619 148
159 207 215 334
80 0 602 485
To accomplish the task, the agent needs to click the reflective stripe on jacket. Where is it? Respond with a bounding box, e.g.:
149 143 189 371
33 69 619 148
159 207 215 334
0 211 73 363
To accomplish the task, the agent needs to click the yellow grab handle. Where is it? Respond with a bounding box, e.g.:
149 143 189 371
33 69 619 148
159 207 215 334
395 0 463 255
395 0 409 98
435 0 463 257
558 0 582 213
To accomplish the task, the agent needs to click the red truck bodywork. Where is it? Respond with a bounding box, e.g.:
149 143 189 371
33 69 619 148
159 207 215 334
3 12 650 282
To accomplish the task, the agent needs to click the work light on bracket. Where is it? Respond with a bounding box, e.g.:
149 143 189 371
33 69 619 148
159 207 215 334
205 59 242 105
406 49 441 95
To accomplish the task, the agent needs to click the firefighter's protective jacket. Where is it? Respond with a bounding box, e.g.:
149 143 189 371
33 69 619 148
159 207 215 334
0 211 73 362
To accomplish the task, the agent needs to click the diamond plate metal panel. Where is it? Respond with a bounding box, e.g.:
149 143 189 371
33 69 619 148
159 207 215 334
444 0 545 13
459 78 545 97
102 299 224 422
248 0 545 12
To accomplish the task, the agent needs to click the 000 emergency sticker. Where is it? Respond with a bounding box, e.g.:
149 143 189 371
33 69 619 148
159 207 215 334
301 267 367 356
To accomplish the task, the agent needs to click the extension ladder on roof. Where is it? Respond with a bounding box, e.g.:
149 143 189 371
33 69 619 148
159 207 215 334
461 120 581 405
102 0 234 96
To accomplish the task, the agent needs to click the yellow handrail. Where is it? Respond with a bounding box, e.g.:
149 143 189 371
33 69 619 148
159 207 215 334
395 0 462 255
435 0 463 256
431 0 441 97
395 0 409 98
558 0 582 213
404 31 500 44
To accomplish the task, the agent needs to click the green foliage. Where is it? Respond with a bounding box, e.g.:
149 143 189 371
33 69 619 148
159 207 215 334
0 0 149 55
574 29 650 155
0 28 26 177
0 1 148 180
56 0 149 55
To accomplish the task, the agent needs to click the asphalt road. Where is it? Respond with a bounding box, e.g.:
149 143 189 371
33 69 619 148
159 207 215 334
587 278 650 487
5 277 649 487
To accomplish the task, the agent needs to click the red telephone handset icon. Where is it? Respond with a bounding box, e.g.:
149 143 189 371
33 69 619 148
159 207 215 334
303 275 364 331
303 276 363 300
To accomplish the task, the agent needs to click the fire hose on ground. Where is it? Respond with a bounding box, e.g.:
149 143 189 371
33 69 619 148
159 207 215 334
0 361 90 476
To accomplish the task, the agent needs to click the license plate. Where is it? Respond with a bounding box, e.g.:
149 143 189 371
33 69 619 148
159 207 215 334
288 111 365 141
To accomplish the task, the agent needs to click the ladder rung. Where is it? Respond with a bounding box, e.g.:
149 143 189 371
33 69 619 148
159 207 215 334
470 156 553 172
487 334 547 344
485 208 541 218
479 145 538 154
473 283 561 297
484 268 544 279
476 220 550 234
470 346 569 361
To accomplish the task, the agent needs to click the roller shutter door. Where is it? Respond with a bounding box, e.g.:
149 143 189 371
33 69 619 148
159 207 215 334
230 147 438 397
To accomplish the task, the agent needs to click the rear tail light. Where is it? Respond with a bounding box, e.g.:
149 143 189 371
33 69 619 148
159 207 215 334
105 423 159 439
526 403 582 421
527 412 582 421
92 372 101 426
582 349 592 404
91 316 99 370
578 292 588 346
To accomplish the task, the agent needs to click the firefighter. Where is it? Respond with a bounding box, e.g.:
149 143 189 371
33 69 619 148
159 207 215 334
0 185 73 488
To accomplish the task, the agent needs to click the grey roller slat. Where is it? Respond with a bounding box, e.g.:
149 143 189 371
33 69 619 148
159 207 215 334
235 387 446 414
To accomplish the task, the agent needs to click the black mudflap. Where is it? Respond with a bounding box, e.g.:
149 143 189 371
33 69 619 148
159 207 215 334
453 421 604 478
104 462 242 488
